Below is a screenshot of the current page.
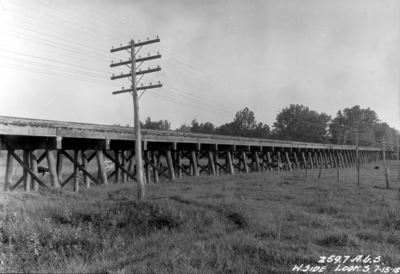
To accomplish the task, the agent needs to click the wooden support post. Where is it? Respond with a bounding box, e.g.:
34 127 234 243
196 151 201 174
326 152 332 168
323 152 329 168
362 151 367 164
317 152 323 169
254 152 260 172
317 152 322 178
342 152 347 167
214 151 219 175
175 151 182 179
343 151 349 168
349 151 355 166
128 151 135 173
121 151 127 183
190 151 199 176
355 150 360 165
385 167 390 189
152 151 159 182
339 153 345 168
4 150 14 191
333 152 339 168
293 153 300 170
73 150 79 192
226 151 234 174
96 150 108 185
308 152 314 169
81 150 89 188
267 152 272 171
241 151 249 173
346 151 352 166
301 152 307 171
46 148 59 188
23 150 30 192
165 150 176 181
277 151 282 171
317 152 322 168
285 152 292 171
383 137 387 169
208 151 216 175
313 152 317 169
114 150 120 184
30 150 39 191
145 151 151 184
56 150 64 185
259 152 265 171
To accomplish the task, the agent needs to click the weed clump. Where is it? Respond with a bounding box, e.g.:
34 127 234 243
226 212 248 229
317 233 357 247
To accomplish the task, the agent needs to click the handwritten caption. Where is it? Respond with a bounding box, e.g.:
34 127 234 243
292 255 400 273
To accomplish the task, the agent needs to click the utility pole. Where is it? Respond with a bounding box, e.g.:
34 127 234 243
356 128 360 186
382 136 390 189
383 136 386 168
110 37 162 200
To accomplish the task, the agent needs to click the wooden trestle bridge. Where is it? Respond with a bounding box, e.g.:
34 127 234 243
0 116 393 192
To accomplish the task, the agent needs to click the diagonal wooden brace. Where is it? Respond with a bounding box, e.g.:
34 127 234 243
1 140 47 188
87 151 96 163
103 151 137 182
170 159 191 176
61 150 100 184
37 152 46 164
143 157 171 179
61 173 74 187
10 176 24 191
216 162 229 173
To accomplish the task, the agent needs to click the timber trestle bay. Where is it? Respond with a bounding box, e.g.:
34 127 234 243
0 116 392 192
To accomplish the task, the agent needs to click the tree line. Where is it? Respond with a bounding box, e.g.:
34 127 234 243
114 104 399 149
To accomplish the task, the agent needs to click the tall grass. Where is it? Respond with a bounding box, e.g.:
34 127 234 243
0 161 400 273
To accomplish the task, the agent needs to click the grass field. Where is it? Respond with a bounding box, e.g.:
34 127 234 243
0 160 400 273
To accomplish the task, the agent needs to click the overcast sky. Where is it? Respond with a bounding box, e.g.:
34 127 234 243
0 0 398 130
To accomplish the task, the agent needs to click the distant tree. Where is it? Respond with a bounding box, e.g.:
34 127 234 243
329 106 378 146
216 107 270 138
374 122 399 149
140 117 171 130
273 104 331 143
191 119 216 134
176 123 191 133
216 122 236 136
251 122 271 139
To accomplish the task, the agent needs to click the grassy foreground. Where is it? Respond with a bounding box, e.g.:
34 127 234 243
0 161 400 273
